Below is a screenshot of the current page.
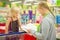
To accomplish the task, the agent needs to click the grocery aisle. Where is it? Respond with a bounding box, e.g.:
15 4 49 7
0 0 60 40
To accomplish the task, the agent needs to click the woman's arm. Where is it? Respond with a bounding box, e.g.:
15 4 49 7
5 17 11 34
27 19 50 40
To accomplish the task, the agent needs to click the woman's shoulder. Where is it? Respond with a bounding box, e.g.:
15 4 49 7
42 14 55 24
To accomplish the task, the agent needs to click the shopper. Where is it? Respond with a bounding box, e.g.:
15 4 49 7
5 7 22 33
27 2 56 40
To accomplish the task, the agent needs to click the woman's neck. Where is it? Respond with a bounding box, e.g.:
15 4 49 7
42 13 48 18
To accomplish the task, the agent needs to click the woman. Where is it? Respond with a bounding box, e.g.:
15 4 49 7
5 7 22 33
27 2 56 40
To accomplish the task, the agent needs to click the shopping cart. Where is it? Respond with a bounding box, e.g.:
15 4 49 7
0 32 26 40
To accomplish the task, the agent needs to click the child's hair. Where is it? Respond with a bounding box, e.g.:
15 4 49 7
38 2 55 17
10 7 20 17
11 7 20 14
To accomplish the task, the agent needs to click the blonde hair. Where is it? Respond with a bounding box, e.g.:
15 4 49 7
38 2 55 17
11 7 20 13
11 7 20 17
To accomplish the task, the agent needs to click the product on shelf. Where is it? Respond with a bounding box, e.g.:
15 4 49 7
56 15 60 33
0 2 3 6
32 10 36 23
0 8 8 34
56 0 60 6
29 9 32 20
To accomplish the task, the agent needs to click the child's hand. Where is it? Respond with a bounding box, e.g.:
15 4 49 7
20 28 25 32
5 31 8 34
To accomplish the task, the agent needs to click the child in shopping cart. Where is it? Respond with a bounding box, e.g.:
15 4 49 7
5 7 23 34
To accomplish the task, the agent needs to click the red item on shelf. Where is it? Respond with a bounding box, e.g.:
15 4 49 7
0 30 5 33
0 23 6 26
0 23 6 34
24 34 36 40
58 24 60 27
36 21 40 24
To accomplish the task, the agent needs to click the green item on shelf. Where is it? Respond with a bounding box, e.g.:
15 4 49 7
16 3 18 6
0 16 6 23
36 24 40 40
9 3 11 8
0 2 11 7
2 2 6 7
34 24 40 40
56 0 60 6
34 24 40 32
37 24 40 32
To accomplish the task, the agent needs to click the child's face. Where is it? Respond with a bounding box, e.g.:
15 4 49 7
12 12 18 17
15 13 18 17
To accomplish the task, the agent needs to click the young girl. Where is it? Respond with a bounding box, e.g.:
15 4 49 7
27 2 56 40
5 7 22 33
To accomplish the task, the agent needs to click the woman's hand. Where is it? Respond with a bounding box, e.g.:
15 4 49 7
27 29 31 33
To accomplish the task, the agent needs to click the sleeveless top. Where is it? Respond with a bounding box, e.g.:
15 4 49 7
8 19 19 32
